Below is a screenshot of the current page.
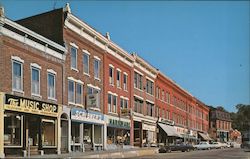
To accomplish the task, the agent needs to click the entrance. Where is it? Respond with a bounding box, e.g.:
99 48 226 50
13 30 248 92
61 114 68 153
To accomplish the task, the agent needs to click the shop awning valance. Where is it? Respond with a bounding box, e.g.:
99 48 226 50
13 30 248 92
158 123 181 137
198 132 212 141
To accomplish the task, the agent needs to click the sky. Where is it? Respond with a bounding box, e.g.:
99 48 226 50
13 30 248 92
1 0 249 112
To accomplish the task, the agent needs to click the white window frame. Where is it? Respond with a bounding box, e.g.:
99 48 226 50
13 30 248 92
76 83 83 105
68 80 75 104
12 59 24 93
116 69 121 88
109 65 114 85
70 46 78 71
123 73 128 91
47 72 56 100
83 52 90 75
31 66 41 97
94 58 100 80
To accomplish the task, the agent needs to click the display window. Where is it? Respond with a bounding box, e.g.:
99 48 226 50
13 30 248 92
107 127 130 145
41 119 55 146
4 112 23 147
71 122 80 143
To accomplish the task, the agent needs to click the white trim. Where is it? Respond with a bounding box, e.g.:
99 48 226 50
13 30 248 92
82 49 90 55
123 72 128 76
70 42 79 49
134 69 144 76
134 62 156 79
42 119 55 123
94 56 101 61
87 83 101 90
120 96 129 101
134 94 144 100
146 76 154 83
47 69 57 75
146 99 155 104
67 77 84 85
11 56 24 63
30 63 41 69
12 60 23 92
116 68 121 72
109 64 114 68
107 91 118 96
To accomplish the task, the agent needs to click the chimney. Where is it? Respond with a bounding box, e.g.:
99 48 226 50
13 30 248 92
63 3 71 13
106 32 110 40
0 5 4 17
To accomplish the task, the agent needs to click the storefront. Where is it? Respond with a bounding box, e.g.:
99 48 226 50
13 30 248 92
71 108 104 152
104 115 131 150
2 93 60 156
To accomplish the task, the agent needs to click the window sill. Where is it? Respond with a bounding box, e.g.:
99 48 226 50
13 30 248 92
48 97 57 102
117 86 121 89
71 67 79 72
108 112 118 116
134 87 143 92
31 93 42 98
88 107 101 112
146 92 154 97
94 77 101 81
124 89 128 92
12 89 24 94
84 72 90 77
109 83 114 87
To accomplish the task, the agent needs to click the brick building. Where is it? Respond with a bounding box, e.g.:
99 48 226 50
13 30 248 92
0 7 66 157
208 106 232 142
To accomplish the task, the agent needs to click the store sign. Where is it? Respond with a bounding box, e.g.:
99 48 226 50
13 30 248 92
87 93 99 108
105 115 130 129
71 108 104 124
4 94 58 117
120 108 130 116
159 118 174 126
143 124 156 132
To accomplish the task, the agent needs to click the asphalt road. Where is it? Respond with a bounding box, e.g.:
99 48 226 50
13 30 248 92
132 148 250 159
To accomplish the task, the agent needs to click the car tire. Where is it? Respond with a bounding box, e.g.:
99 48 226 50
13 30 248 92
187 149 190 152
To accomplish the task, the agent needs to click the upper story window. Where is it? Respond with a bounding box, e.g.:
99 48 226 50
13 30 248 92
94 59 100 79
109 66 114 85
76 83 83 104
87 86 100 109
48 72 56 99
134 98 143 114
117 69 121 88
134 72 142 90
68 80 75 103
123 73 128 91
108 93 117 113
83 52 89 75
71 47 77 70
161 90 165 101
146 102 154 117
120 98 128 109
156 87 159 99
31 67 40 95
12 60 23 92
146 79 154 95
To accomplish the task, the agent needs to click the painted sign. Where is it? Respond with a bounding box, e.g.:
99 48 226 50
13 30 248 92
87 93 99 108
105 115 130 129
71 108 104 124
143 123 156 132
4 94 58 117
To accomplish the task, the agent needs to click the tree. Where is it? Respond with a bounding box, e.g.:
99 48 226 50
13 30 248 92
231 104 250 132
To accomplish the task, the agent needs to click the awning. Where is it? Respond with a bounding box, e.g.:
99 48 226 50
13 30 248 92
158 123 181 137
198 132 213 141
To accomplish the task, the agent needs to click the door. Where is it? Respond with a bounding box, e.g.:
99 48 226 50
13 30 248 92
61 118 68 153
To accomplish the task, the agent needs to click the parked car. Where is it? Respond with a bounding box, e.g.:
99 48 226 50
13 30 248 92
158 143 195 153
210 142 222 149
220 142 228 148
194 142 212 150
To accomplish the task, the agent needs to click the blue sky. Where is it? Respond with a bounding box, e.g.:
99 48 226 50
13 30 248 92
1 1 249 112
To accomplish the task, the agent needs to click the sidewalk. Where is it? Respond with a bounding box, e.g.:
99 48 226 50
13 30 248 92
4 147 158 158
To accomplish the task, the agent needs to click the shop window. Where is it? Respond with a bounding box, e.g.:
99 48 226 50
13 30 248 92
146 79 154 95
71 47 77 70
42 119 55 146
71 122 80 143
117 70 121 88
4 112 22 146
83 52 89 74
123 73 128 91
109 66 114 85
94 59 100 79
12 60 23 91
48 72 56 99
31 67 40 95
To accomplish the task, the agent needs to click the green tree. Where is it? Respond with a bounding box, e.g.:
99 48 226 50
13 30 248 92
231 104 250 132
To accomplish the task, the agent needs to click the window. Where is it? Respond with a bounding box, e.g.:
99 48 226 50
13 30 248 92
94 59 100 79
108 93 117 113
83 53 89 74
42 120 55 146
87 86 100 108
120 98 129 109
134 98 143 114
68 80 74 103
31 67 40 95
117 70 121 88
134 72 142 90
155 106 159 118
109 66 114 85
146 102 154 117
4 112 22 146
162 90 165 101
71 47 77 70
156 87 159 99
76 83 83 104
146 79 154 95
48 73 56 99
123 73 128 91
12 60 23 91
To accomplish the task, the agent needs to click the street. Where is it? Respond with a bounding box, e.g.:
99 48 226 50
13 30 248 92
131 148 250 159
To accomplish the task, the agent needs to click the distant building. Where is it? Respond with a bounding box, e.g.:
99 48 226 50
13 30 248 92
208 107 232 142
229 129 241 144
